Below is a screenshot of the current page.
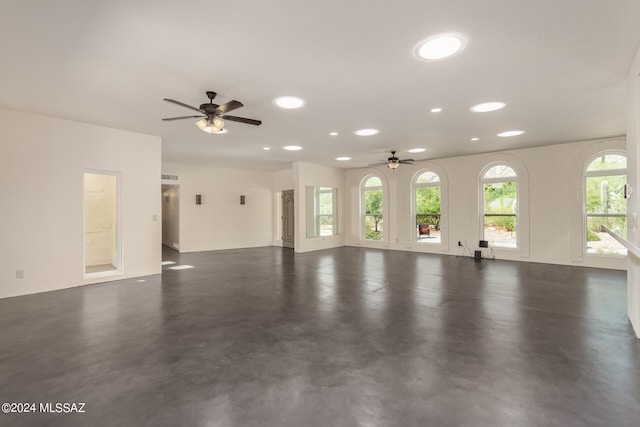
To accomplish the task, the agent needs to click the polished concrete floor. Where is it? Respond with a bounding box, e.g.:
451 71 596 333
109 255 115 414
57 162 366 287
1 247 639 426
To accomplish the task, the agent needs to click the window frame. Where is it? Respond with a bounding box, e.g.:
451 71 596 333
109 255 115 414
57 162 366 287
480 163 519 249
316 186 336 236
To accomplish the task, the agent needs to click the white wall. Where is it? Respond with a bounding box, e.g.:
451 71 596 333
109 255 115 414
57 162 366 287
345 137 626 270
293 162 345 253
161 163 275 252
273 168 293 192
0 109 162 299
626 45 640 338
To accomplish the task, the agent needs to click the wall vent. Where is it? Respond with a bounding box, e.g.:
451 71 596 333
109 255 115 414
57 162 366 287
162 174 178 180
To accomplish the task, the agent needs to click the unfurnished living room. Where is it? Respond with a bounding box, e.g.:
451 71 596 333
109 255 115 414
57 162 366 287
1 1 640 426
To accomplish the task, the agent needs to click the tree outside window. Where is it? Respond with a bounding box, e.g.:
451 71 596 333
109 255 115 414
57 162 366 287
585 153 627 255
415 171 441 243
317 187 335 236
482 165 517 248
363 176 383 240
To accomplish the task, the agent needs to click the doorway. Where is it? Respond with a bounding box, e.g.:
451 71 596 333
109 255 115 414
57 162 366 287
84 171 121 275
282 189 294 248
162 184 180 251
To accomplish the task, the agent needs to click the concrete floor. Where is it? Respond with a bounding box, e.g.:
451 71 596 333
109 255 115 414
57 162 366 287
1 247 639 426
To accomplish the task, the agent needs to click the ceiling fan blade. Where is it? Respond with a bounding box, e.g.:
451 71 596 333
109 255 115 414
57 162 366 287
400 159 416 163
222 115 262 126
162 115 205 121
163 98 205 114
216 100 244 115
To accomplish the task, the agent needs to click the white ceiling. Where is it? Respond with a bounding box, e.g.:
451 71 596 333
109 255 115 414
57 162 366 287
1 1 639 171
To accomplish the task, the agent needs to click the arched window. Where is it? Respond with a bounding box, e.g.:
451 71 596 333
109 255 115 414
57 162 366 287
584 153 627 255
481 164 518 248
414 171 441 243
362 176 383 241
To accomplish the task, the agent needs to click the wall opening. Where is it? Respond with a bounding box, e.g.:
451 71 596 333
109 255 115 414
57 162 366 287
162 184 180 251
84 171 121 275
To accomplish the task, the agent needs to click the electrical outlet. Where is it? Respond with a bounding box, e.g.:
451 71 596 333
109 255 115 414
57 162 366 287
16 270 24 279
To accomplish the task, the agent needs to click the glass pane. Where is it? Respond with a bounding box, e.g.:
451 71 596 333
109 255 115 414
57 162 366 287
365 189 383 214
416 171 440 184
484 165 516 179
365 176 382 187
484 182 517 214
484 215 517 248
586 216 627 255
318 191 333 215
586 154 626 171
585 175 626 214
319 214 333 236
365 215 383 240
416 186 441 214
416 215 441 243
415 186 441 243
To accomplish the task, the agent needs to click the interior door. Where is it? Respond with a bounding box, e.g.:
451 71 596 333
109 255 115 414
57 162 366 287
282 190 294 248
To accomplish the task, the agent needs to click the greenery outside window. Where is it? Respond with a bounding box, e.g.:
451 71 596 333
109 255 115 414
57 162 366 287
482 165 517 248
584 153 627 255
363 176 383 240
414 171 441 243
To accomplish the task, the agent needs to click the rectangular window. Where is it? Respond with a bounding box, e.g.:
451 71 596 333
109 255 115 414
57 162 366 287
306 186 338 237
585 173 627 255
317 187 335 236
84 172 121 275
483 181 517 248
364 188 383 240
415 186 441 243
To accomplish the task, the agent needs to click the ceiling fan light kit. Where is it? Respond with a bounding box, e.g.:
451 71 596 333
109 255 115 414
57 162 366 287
163 91 261 135
369 151 416 170
195 116 225 134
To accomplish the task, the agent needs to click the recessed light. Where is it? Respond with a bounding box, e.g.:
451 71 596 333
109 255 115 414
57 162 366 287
430 107 442 113
497 130 525 137
263 147 271 150
283 145 303 151
336 157 351 161
329 132 338 136
273 96 305 109
414 33 467 61
470 102 506 113
354 128 379 136
470 137 479 141
408 148 426 153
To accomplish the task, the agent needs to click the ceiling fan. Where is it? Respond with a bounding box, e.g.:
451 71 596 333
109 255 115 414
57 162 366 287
162 91 262 134
370 151 415 169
